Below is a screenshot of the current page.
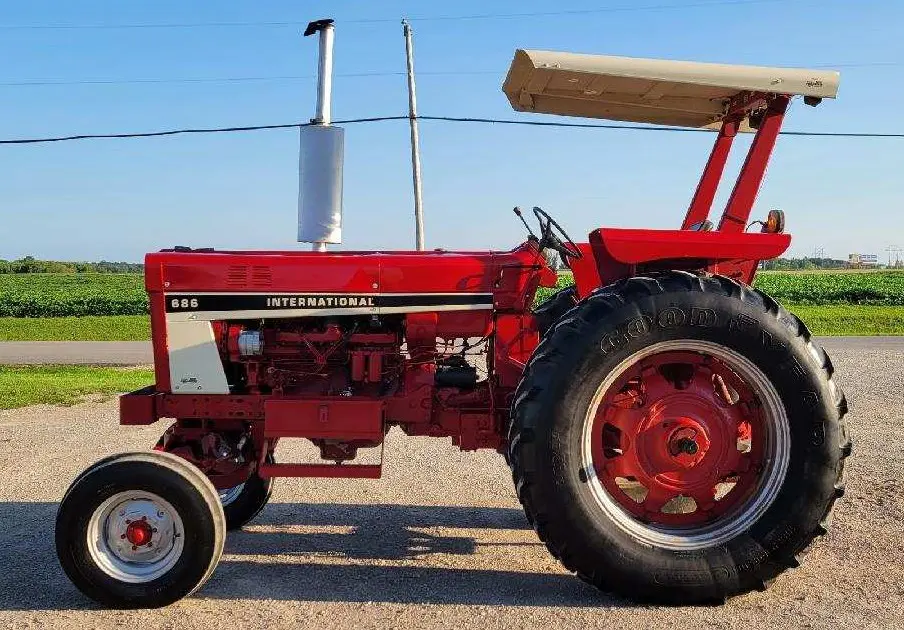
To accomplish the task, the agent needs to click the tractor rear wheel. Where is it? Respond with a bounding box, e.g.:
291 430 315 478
509 271 850 604
219 452 275 530
56 451 226 608
533 285 577 337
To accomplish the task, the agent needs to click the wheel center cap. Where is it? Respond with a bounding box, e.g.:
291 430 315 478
125 520 153 546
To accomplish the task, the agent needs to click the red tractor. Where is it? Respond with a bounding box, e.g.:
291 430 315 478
56 36 849 608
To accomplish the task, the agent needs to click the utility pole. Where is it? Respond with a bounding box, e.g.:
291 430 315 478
403 19 426 250
886 245 899 267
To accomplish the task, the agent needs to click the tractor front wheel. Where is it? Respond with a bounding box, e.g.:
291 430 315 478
509 271 850 604
56 451 226 608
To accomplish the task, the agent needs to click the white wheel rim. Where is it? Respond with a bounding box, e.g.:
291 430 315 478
86 490 185 583
580 339 791 551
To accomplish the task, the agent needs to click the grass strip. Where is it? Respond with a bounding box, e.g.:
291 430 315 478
0 365 154 410
787 305 904 336
0 316 150 341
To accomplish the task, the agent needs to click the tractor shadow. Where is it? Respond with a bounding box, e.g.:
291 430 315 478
0 501 625 610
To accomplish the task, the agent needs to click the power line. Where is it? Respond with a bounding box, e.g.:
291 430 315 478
0 0 795 30
0 117 407 145
3 115 904 146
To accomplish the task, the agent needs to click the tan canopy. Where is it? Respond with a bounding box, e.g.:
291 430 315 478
503 49 840 128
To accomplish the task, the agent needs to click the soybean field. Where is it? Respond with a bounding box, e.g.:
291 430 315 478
0 274 146 317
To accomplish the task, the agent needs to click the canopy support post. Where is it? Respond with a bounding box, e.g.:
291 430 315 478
682 117 740 230
717 94 790 233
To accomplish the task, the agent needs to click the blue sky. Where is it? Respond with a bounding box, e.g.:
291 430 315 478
0 1 900 262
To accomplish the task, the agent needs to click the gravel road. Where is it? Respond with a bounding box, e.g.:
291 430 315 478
1 340 902 629
0 341 153 365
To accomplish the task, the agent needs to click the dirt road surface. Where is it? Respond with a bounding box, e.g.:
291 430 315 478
1 341 902 629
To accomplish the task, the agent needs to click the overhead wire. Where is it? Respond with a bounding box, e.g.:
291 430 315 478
0 0 801 30
3 115 903 146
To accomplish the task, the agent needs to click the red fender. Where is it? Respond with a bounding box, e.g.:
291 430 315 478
569 228 790 297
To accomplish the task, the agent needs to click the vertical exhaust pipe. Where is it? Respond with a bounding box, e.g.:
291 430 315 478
298 19 344 252
311 19 335 125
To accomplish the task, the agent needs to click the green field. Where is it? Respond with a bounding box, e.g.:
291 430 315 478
0 365 154 409
0 273 146 317
755 271 904 305
1 271 902 339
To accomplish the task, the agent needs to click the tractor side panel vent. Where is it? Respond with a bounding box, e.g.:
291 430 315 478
226 265 249 288
251 266 273 287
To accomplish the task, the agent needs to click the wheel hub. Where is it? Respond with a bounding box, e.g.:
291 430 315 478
666 421 707 462
105 499 176 563
86 491 185 582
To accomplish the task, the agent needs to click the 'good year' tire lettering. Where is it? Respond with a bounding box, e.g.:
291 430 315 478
689 307 717 327
657 307 686 328
600 315 652 354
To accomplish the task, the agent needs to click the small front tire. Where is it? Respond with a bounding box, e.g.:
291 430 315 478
56 451 226 609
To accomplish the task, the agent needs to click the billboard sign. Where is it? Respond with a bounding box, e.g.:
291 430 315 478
849 253 878 266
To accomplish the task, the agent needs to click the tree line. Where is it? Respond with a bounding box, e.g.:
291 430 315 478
0 256 143 274
763 257 860 271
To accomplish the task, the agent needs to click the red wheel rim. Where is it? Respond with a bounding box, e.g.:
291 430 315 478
582 341 789 548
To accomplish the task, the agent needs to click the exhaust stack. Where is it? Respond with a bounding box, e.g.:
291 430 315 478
298 19 344 252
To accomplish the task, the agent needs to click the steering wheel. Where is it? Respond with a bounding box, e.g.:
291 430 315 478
532 206 583 260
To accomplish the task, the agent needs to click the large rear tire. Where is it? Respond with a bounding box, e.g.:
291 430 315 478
56 451 226 608
533 285 578 337
509 271 850 604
